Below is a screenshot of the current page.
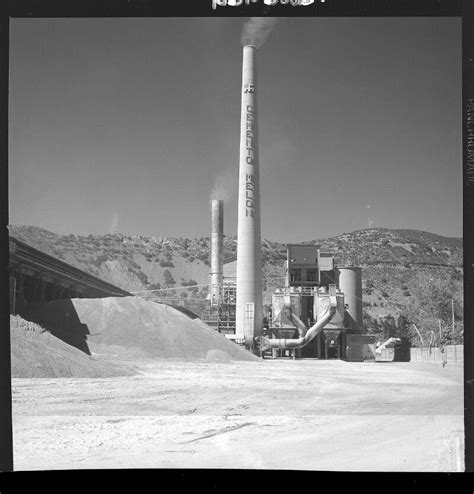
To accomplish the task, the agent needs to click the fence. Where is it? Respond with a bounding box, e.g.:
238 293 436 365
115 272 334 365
409 345 463 365
376 345 463 365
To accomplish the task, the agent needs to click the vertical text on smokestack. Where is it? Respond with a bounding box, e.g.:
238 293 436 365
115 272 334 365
245 173 255 217
245 104 255 217
245 104 255 165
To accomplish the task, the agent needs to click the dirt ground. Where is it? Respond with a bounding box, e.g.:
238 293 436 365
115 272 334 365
11 357 464 472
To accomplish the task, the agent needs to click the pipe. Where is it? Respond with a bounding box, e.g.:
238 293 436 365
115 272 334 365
288 311 308 337
260 302 337 350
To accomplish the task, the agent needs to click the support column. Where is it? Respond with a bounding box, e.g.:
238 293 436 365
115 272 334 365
9 270 17 314
39 278 46 304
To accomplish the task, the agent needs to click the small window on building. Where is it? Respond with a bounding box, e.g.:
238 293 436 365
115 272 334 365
290 269 302 283
307 269 318 282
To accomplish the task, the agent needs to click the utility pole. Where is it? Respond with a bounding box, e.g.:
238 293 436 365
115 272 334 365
438 319 448 366
452 298 455 336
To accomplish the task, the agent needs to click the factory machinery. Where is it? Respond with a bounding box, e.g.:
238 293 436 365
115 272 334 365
261 245 375 361
202 44 375 361
203 220 375 361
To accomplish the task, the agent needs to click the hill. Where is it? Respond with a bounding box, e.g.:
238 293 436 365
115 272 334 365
9 225 463 340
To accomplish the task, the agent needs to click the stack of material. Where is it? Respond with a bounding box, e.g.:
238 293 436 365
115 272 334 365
28 296 259 361
10 315 135 378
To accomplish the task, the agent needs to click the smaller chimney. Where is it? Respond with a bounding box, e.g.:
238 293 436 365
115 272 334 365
210 200 224 304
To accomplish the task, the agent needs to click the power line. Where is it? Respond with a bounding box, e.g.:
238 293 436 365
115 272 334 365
132 274 286 295
131 282 211 294
130 274 405 318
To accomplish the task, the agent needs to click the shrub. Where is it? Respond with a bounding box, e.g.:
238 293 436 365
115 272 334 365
136 270 149 285
159 259 175 268
182 239 191 250
163 270 175 286
91 253 109 267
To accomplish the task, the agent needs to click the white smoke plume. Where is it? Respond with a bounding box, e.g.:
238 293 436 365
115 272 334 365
210 168 236 202
109 212 119 234
241 17 278 48
367 205 374 228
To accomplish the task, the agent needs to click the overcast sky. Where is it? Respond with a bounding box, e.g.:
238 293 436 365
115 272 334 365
9 16 461 242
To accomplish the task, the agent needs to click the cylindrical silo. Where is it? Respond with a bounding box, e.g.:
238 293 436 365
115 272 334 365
209 199 223 304
337 267 363 333
235 45 263 343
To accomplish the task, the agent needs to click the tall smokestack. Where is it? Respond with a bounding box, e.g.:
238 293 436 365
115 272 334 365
235 45 263 343
210 199 224 304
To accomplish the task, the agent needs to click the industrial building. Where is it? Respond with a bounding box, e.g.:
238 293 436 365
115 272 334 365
203 225 374 361
268 246 369 360
9 237 131 320
202 43 375 361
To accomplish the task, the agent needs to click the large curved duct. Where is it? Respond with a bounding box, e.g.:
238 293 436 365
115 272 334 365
260 301 337 350
288 312 308 337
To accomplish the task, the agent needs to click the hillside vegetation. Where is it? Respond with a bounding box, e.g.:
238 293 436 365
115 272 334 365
9 225 463 345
